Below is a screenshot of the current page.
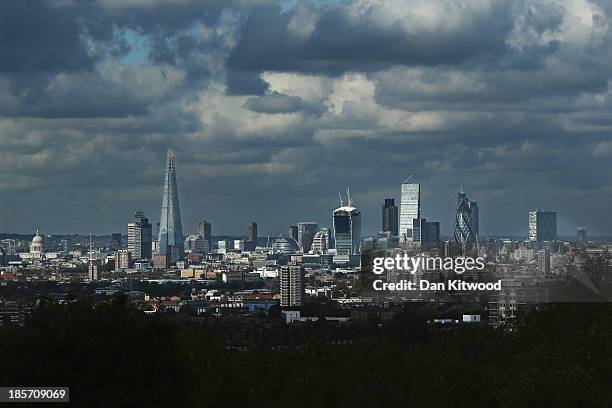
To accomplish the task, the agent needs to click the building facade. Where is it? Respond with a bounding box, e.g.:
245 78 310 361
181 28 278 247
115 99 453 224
399 181 420 241
197 220 212 247
157 148 184 266
333 205 361 258
115 249 131 271
576 227 587 245
528 210 557 242
412 218 440 250
127 210 152 261
289 225 299 242
382 198 399 236
454 190 478 253
246 222 258 250
296 222 318 253
280 265 304 307
311 230 328 253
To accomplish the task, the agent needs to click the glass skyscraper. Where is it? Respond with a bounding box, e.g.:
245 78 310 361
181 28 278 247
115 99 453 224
399 180 420 241
157 148 184 265
576 227 587 245
127 210 152 260
296 222 318 252
529 210 557 242
454 190 478 253
382 198 399 236
333 205 361 258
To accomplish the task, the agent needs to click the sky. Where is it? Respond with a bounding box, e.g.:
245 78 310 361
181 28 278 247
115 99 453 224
2 0 612 237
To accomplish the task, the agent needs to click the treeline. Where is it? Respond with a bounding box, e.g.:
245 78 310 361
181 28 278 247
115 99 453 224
0 300 610 407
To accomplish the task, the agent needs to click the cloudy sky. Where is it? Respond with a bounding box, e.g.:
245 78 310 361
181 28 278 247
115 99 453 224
1 0 612 237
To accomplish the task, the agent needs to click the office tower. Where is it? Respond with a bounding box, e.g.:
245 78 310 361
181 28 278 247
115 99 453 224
88 261 101 281
234 240 245 251
296 222 318 252
280 265 304 307
425 221 440 247
412 218 425 244
109 233 122 251
576 227 587 245
382 198 399 236
399 179 420 241
454 189 477 253
217 240 228 254
246 221 258 250
538 249 551 277
311 231 328 253
289 225 299 243
412 218 440 250
128 210 152 261
157 148 184 266
528 210 557 242
319 227 333 250
333 195 361 258
115 249 131 271
197 221 212 244
184 235 207 255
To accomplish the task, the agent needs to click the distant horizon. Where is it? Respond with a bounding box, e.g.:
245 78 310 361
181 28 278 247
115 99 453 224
2 231 611 243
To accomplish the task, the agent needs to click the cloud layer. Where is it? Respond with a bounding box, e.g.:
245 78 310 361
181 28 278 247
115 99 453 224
1 0 612 237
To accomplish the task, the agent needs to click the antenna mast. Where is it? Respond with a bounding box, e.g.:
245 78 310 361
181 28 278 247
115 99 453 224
402 174 414 184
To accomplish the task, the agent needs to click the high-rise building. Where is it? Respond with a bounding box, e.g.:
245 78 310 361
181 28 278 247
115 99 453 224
246 221 258 250
425 222 440 248
382 198 399 236
296 222 318 252
576 227 587 245
115 249 131 271
454 190 477 253
399 179 420 241
88 261 101 281
319 227 333 250
528 210 557 242
289 225 299 242
197 221 212 246
412 218 440 250
333 200 361 259
280 265 304 307
184 235 207 255
538 249 551 277
127 210 152 261
157 148 184 266
311 230 328 253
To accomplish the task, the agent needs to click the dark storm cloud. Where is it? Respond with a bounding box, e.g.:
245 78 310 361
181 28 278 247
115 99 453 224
226 70 269 95
2 0 612 238
0 1 96 74
228 2 514 74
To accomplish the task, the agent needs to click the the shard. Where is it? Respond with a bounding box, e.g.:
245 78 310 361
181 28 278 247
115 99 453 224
158 147 184 265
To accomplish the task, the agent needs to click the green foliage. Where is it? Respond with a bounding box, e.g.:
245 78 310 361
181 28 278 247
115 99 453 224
0 302 610 407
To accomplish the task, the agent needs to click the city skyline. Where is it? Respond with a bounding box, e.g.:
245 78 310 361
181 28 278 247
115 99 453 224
2 1 612 236
0 168 592 239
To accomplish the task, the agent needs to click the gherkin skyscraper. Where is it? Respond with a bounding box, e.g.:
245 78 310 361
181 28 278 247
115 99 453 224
158 147 184 265
454 188 478 254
